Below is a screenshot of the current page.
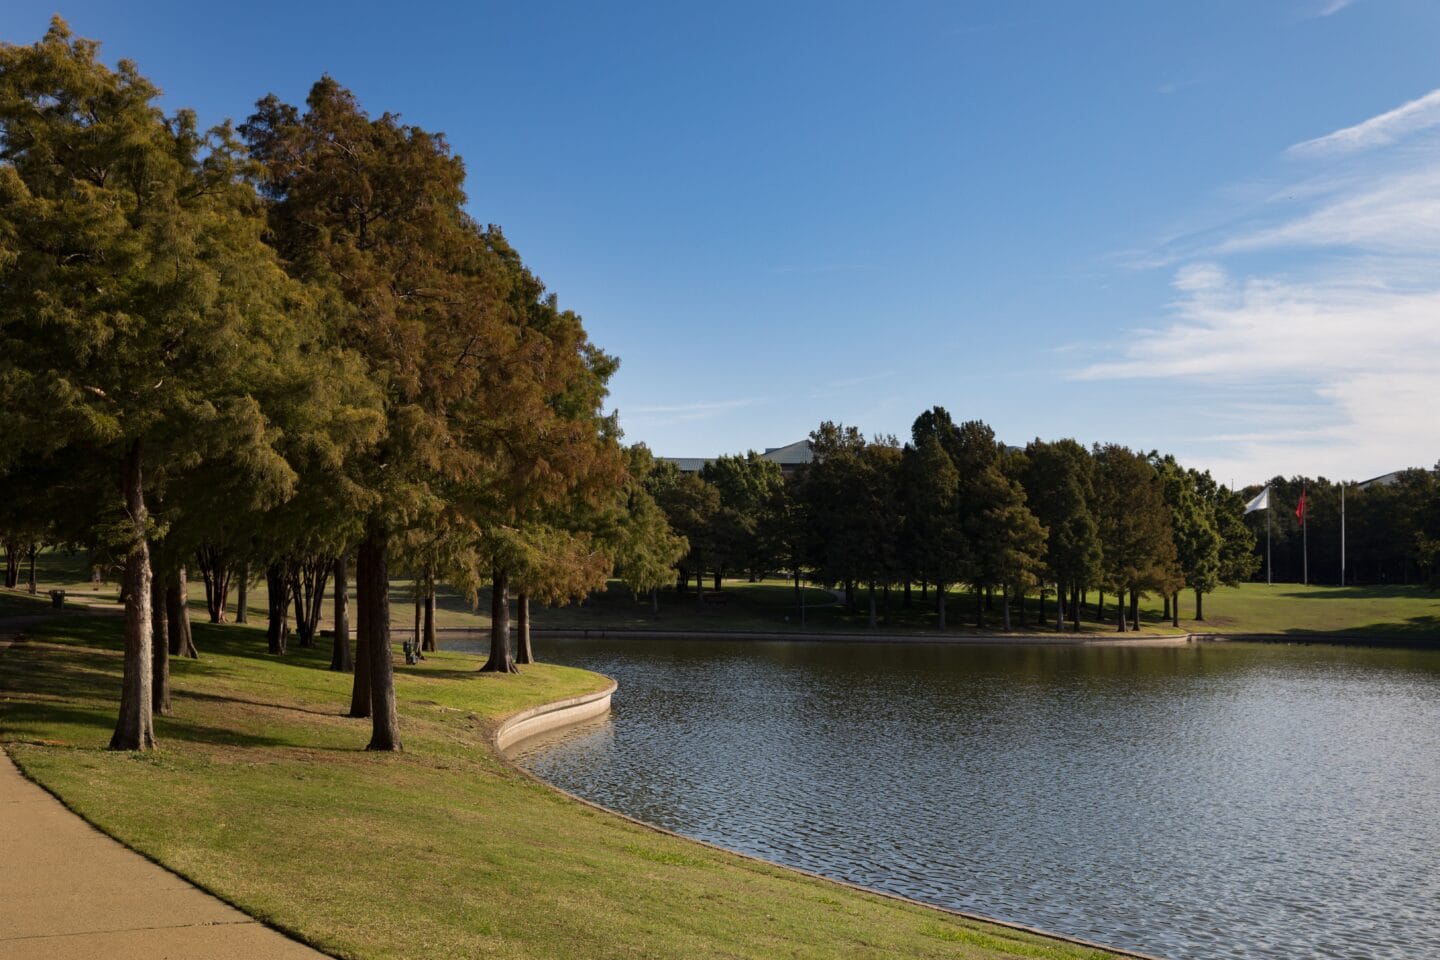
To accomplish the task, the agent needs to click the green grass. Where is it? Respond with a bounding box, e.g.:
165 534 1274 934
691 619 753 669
0 612 1121 960
16 548 1436 640
522 578 1440 639
1179 582 1440 636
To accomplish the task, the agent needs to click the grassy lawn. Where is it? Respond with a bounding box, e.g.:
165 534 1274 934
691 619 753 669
0 612 1122 960
522 578 1440 639
1181 582 1440 636
14 548 1437 640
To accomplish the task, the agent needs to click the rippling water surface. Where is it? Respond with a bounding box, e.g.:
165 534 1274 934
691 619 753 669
509 637 1440 960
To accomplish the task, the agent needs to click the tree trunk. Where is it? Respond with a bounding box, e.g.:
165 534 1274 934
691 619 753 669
650 586 659 615
331 555 352 672
1002 585 1012 631
936 583 946 631
110 440 155 752
422 589 437 652
178 566 195 657
196 546 231 624
265 563 289 655
348 576 371 718
359 534 401 750
867 581 876 629
845 581 855 614
166 568 197 659
1129 590 1140 631
903 580 912 607
235 564 249 624
1172 592 1180 628
1055 581 1064 632
713 571 721 591
1097 589 1104 623
1071 583 1081 632
1116 587 1126 632
481 568 517 673
295 575 313 648
976 586 985 628
1195 589 1205 621
287 557 330 650
166 572 183 656
150 569 170 716
27 544 37 595
1163 594 1171 620
3 540 18 588
515 591 533 664
695 564 704 612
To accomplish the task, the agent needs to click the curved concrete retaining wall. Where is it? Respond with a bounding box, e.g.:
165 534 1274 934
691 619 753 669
492 681 617 753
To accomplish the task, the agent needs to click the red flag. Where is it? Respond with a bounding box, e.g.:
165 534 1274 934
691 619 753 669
1295 485 1306 525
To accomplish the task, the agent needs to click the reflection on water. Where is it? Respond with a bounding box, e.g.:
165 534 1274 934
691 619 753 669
510 638 1440 960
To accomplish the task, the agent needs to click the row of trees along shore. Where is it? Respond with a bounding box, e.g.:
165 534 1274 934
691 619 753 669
0 21 684 752
645 413 1263 630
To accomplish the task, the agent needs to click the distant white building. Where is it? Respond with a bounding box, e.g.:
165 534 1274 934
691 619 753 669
663 439 814 478
1358 470 1405 489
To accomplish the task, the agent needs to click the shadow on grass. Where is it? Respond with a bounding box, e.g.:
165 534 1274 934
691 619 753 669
1 612 373 751
0 699 307 750
400 667 491 682
177 687 352 719
1272 585 1440 600
0 644 122 702
1270 615 1440 643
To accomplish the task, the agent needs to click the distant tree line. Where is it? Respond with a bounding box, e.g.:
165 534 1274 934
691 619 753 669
638 407 1266 631
0 21 684 752
1240 471 1440 586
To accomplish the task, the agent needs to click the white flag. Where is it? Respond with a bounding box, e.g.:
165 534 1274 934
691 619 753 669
1244 487 1270 514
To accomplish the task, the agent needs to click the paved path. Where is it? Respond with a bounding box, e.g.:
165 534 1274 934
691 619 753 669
1 690 329 959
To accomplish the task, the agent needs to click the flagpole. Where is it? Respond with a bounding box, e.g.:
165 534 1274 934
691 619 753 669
1266 502 1272 586
1341 483 1346 587
1302 485 1308 586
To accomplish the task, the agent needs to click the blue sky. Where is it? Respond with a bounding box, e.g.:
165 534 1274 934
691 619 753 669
5 1 1438 484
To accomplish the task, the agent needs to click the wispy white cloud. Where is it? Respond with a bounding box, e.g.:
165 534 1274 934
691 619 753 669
1082 97 1440 482
627 399 757 415
1289 87 1440 155
1310 0 1355 18
807 371 894 398
621 397 765 428
1078 263 1440 480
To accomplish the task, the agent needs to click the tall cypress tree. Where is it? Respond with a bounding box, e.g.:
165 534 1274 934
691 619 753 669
0 21 330 749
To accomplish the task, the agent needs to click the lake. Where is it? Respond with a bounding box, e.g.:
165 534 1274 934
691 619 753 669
510 637 1440 960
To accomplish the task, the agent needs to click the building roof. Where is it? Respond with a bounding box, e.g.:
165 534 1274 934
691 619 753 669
1358 471 1401 489
760 439 814 466
661 440 814 474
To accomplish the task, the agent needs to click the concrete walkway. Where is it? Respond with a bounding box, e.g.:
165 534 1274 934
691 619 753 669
0 753 328 959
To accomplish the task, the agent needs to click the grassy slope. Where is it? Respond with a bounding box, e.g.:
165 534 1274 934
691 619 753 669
0 613 1118 960
21 548 1438 638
